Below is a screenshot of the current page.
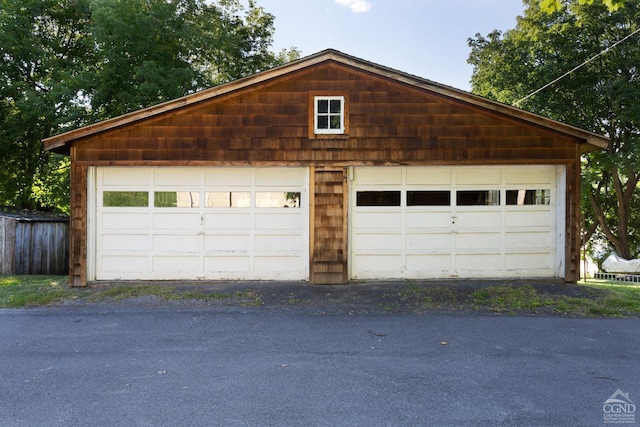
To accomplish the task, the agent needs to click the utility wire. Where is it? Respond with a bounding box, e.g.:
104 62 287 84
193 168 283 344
514 26 640 106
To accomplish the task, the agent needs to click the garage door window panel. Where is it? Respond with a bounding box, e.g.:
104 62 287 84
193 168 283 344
256 192 300 208
154 191 200 208
205 192 250 208
407 191 451 206
356 191 401 206
456 190 500 206
103 191 149 207
506 189 550 205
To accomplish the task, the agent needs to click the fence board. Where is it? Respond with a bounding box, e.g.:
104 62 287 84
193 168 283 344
0 213 69 275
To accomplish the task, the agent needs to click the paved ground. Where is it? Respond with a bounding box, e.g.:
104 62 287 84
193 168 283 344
1 282 639 426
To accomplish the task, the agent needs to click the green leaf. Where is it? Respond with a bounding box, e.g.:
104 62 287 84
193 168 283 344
540 0 563 14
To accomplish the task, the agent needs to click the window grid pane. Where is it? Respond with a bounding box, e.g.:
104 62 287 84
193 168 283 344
317 99 329 114
407 191 451 206
154 191 200 208
329 115 341 129
506 189 550 205
103 191 149 207
356 191 401 206
256 192 300 208
206 192 251 208
329 99 341 113
317 116 329 129
456 190 500 206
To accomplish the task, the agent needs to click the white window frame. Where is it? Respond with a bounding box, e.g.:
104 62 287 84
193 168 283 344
314 96 345 134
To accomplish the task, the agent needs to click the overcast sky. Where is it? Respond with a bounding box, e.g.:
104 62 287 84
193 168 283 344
257 0 526 91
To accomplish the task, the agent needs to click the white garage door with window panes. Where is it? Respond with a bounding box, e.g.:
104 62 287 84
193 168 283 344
349 166 564 280
93 167 309 281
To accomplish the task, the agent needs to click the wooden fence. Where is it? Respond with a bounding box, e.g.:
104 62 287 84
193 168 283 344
1 212 69 275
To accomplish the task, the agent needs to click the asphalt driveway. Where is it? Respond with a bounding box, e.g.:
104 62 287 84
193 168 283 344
1 295 639 426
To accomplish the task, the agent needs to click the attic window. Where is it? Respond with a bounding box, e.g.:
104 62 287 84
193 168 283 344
314 96 345 134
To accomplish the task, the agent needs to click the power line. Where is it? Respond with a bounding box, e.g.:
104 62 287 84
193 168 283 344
514 26 640 107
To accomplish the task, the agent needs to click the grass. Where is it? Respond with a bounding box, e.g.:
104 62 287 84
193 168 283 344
470 285 555 315
388 279 640 317
86 285 178 302
393 283 461 311
576 279 640 317
0 275 80 308
1 275 640 317
0 276 263 308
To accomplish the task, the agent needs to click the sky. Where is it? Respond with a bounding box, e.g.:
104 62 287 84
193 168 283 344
256 0 526 91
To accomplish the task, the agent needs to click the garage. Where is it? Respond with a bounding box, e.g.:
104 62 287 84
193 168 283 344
92 167 309 281
43 49 608 286
350 165 563 279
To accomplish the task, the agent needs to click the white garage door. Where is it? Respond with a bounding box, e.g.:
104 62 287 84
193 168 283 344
350 166 564 279
93 167 309 281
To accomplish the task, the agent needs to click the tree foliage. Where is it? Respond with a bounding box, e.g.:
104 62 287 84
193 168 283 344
540 0 626 14
0 0 299 213
0 0 91 212
469 0 640 260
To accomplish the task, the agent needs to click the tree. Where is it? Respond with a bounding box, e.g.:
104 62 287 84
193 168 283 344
0 0 92 212
468 0 640 260
0 0 299 212
87 0 299 119
87 0 205 119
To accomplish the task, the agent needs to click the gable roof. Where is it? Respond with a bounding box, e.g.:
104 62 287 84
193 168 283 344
44 48 609 154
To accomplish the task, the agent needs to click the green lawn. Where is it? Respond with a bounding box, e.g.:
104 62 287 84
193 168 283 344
0 275 78 308
0 275 260 308
467 280 640 317
400 279 640 317
575 279 640 317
